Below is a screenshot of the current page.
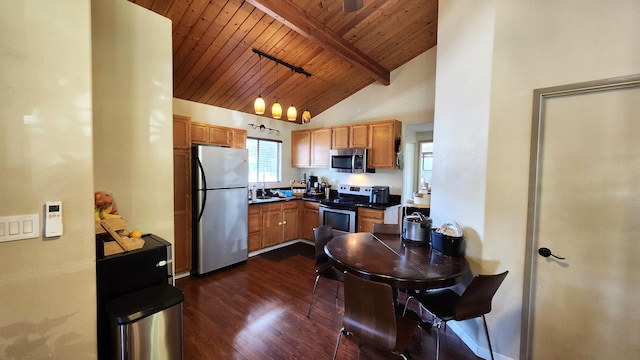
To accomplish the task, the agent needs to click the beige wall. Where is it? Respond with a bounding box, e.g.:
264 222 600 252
0 1 173 358
0 0 96 358
92 0 174 242
174 48 438 194
434 1 640 359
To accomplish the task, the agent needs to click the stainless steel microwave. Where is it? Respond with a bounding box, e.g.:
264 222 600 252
330 148 367 173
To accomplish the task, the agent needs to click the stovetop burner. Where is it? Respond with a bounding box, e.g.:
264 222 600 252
320 197 367 211
320 184 372 211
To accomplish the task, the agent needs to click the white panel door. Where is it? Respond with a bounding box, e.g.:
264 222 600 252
525 78 640 359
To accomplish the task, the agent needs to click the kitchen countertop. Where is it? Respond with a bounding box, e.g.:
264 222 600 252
248 196 320 205
248 195 401 210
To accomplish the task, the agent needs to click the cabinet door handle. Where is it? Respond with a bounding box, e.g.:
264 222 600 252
282 220 287 225
278 221 282 226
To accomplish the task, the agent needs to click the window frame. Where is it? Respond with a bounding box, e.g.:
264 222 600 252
246 136 282 183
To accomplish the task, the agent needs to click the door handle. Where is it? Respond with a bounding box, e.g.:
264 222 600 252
538 247 566 260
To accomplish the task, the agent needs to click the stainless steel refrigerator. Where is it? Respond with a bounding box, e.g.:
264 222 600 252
193 145 248 274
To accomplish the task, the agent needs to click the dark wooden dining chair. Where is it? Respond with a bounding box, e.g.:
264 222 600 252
403 270 508 360
306 225 343 317
372 223 401 235
333 272 420 359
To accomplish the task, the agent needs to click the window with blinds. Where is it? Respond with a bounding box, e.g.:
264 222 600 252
247 137 282 183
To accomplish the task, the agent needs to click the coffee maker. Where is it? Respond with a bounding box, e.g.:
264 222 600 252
307 175 318 194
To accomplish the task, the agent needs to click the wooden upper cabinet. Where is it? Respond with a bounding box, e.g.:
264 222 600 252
232 129 247 149
350 123 369 148
311 127 331 167
292 120 397 168
368 120 402 169
291 130 311 167
173 115 191 149
209 125 232 147
332 126 350 149
332 124 368 149
190 122 209 144
191 121 235 147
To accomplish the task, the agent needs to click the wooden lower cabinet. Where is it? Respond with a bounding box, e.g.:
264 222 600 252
357 208 385 233
262 203 283 248
282 202 299 242
250 201 300 250
300 201 320 241
248 205 262 252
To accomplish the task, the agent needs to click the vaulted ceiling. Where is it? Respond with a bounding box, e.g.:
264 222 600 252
130 0 438 123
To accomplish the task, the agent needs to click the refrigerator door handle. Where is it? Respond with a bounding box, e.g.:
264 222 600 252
196 156 207 222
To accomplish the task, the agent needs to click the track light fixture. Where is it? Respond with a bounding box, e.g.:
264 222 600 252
287 69 297 121
254 54 265 115
271 62 282 119
252 49 311 122
302 74 311 123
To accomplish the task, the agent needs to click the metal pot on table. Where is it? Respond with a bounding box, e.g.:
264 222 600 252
402 212 432 245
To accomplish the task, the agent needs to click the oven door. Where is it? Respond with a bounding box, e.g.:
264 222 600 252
319 205 356 235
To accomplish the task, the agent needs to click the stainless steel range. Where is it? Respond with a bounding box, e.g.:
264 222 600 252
319 185 373 235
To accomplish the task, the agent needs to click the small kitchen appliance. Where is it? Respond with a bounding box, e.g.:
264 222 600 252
431 230 465 256
370 186 390 204
330 148 367 173
307 175 319 194
402 212 432 245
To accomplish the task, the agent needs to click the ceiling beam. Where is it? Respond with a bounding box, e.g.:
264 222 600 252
246 0 390 85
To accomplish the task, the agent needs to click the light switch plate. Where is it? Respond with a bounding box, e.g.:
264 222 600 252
0 214 40 243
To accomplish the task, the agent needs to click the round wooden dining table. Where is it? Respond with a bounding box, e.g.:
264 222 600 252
324 232 470 291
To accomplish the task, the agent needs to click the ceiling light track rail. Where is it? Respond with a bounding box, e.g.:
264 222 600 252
248 123 280 135
252 49 312 78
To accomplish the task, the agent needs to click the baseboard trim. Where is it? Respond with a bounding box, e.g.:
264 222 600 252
248 239 313 257
448 321 513 360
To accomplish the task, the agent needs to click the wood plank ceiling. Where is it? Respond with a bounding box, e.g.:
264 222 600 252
130 0 438 123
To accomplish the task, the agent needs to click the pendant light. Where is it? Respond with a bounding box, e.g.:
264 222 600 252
302 74 311 123
287 69 297 121
254 54 265 115
271 62 282 119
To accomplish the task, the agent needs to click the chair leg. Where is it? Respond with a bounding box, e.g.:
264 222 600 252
306 275 320 317
433 318 443 360
332 327 345 360
482 315 495 360
402 295 416 317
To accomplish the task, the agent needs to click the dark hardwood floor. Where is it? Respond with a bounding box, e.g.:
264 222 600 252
175 242 481 360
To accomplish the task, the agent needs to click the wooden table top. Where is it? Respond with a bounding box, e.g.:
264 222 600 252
324 232 470 291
